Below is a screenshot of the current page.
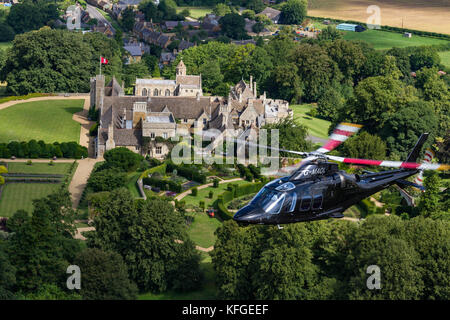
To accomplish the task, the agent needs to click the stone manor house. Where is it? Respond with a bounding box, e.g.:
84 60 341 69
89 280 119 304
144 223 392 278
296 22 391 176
90 61 292 159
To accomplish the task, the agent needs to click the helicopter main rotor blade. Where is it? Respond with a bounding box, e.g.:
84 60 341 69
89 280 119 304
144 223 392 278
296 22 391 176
326 155 450 171
235 139 310 157
315 122 363 154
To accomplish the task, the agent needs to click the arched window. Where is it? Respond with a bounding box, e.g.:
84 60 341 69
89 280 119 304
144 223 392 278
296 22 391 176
154 88 159 96
142 88 147 96
165 89 170 96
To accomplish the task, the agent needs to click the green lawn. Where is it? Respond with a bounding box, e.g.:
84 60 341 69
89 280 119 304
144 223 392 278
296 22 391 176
0 99 84 143
0 41 12 51
176 6 212 19
126 172 142 198
183 180 248 207
342 29 450 50
0 183 61 217
6 162 72 175
186 212 222 248
438 51 450 68
138 252 217 300
290 104 331 139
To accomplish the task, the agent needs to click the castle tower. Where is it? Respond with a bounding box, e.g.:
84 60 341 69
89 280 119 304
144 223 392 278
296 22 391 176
176 60 187 76
90 74 105 109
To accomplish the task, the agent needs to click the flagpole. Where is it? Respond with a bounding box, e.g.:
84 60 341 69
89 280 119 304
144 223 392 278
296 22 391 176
99 56 101 76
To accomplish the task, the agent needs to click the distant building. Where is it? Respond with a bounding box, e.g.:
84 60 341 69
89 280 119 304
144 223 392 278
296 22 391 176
257 7 281 24
124 41 150 63
403 32 412 38
135 60 202 97
336 23 365 32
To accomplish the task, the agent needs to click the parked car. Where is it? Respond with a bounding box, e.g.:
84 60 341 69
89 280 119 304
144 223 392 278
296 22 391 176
207 208 215 218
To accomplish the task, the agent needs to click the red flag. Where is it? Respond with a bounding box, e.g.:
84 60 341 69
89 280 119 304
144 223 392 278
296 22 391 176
100 57 109 64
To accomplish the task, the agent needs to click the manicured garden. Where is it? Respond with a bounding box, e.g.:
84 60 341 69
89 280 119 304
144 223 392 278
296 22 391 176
0 161 77 217
0 183 61 217
0 99 84 143
176 6 212 19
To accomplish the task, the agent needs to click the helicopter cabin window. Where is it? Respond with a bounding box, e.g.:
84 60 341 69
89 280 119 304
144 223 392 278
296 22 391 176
312 194 323 209
284 192 297 213
300 196 312 211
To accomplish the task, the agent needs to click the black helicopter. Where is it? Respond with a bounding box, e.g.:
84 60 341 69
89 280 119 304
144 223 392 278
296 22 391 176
233 123 449 226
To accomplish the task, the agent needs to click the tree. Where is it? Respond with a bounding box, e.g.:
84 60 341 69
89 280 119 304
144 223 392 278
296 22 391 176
418 173 442 218
317 26 342 41
385 47 411 78
247 0 265 13
199 60 224 93
0 28 122 95
123 61 150 87
0 165 6 186
219 13 248 40
87 168 127 192
88 189 202 292
410 46 440 71
120 7 136 31
317 87 344 121
6 2 59 34
213 3 231 16
19 283 81 300
436 130 450 163
347 75 418 133
290 43 342 102
0 22 15 42
281 0 307 25
139 0 163 22
323 39 366 81
0 242 16 299
74 248 138 300
262 118 312 157
342 132 387 160
104 147 143 172
379 100 438 158
6 190 80 292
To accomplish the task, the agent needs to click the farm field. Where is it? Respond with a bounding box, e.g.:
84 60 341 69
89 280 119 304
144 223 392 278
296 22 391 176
0 99 84 144
438 51 450 68
0 183 61 217
308 0 450 34
342 29 449 50
6 162 72 175
290 104 331 140
176 6 212 19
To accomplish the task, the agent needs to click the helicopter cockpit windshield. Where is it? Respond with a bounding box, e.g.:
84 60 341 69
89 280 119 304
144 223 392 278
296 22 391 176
250 182 298 214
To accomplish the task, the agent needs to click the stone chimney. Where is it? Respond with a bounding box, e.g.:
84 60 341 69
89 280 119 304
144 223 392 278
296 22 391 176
250 75 253 91
196 91 200 101
253 82 257 97
239 92 242 103
105 123 115 150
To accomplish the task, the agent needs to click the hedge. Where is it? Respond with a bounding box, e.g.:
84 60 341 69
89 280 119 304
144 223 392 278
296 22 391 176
139 162 167 179
166 161 207 184
142 176 182 193
215 182 264 220
0 93 54 105
0 140 88 159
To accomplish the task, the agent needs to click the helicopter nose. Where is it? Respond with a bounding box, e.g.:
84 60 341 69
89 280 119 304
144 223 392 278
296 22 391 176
233 206 265 224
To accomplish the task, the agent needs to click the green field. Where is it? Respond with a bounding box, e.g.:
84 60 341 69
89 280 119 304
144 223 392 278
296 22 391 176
139 252 217 300
186 211 222 248
6 162 72 175
0 99 83 143
0 183 61 217
342 29 450 50
176 6 212 19
290 104 331 139
438 51 450 68
126 172 141 198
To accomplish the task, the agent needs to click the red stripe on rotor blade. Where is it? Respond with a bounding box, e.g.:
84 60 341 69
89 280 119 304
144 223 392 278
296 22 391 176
400 162 421 169
322 139 342 151
343 159 383 166
333 129 354 136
